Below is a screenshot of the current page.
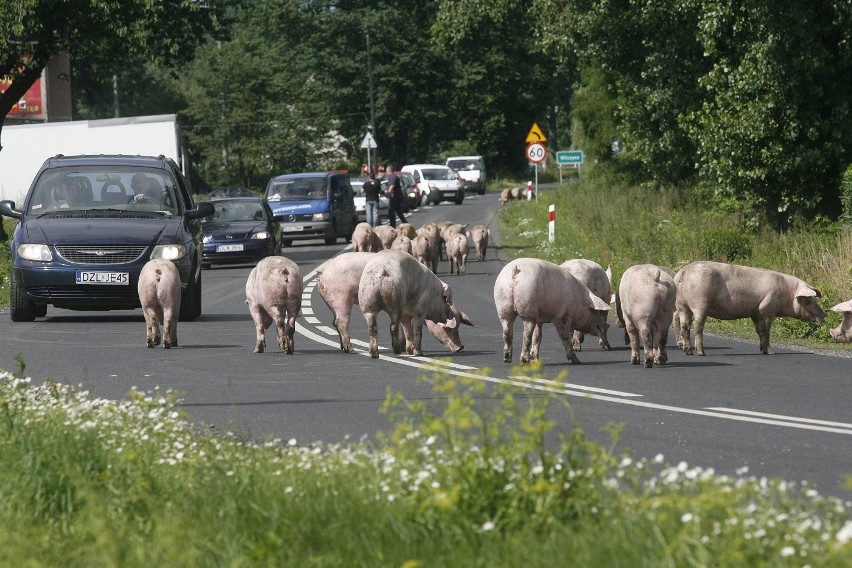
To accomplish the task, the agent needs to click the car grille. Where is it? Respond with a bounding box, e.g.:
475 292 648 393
27 286 140 301
55 245 148 264
282 214 314 223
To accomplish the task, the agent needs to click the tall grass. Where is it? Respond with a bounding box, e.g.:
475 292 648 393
0 363 849 566
496 167 852 348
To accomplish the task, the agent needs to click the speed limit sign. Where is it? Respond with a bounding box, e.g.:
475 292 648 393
526 142 547 163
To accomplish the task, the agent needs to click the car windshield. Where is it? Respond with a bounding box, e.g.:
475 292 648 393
206 200 266 223
266 178 328 201
422 168 458 181
447 159 482 170
27 167 180 216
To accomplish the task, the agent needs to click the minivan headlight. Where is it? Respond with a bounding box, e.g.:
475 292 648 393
18 244 52 262
312 213 329 221
252 231 270 240
151 244 186 260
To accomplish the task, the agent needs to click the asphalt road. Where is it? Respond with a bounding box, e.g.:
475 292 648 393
2 190 851 500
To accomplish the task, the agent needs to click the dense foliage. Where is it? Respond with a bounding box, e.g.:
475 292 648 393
2 0 851 224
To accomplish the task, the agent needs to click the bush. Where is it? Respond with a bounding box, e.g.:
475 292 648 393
698 226 753 263
840 164 852 224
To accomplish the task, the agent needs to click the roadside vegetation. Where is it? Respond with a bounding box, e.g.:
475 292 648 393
0 361 850 566
495 164 852 352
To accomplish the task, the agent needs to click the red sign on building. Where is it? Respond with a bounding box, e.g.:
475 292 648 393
0 75 46 120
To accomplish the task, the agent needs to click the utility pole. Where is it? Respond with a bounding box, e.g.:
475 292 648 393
366 31 377 169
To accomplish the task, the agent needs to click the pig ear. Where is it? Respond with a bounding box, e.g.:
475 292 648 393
460 311 476 327
588 290 610 311
831 299 852 312
795 285 820 299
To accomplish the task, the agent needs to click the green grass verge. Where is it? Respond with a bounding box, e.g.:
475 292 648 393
0 363 849 566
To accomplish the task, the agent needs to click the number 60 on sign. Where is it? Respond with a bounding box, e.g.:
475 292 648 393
525 142 547 163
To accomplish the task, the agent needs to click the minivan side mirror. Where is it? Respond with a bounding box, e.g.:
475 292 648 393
0 200 22 219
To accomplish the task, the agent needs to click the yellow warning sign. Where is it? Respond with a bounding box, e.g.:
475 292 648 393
525 122 547 143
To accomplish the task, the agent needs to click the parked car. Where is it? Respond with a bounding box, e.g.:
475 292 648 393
351 178 389 223
263 171 358 246
446 155 486 195
400 164 465 205
0 154 214 322
201 197 281 268
397 171 421 211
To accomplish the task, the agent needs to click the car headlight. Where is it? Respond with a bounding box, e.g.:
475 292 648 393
202 235 212 244
18 243 52 262
312 212 329 221
151 244 186 260
251 231 270 240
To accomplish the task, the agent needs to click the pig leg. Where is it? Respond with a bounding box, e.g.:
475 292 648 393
530 323 543 361
752 316 774 354
365 311 379 359
163 308 178 349
520 319 536 364
461 254 467 274
331 302 355 353
598 314 612 350
283 310 297 354
142 306 160 348
400 315 417 355
390 316 403 355
655 326 669 365
625 319 641 365
640 323 654 368
250 305 273 353
553 319 581 364
692 313 708 356
499 312 516 363
267 306 289 353
409 316 423 356
676 310 694 355
572 330 584 352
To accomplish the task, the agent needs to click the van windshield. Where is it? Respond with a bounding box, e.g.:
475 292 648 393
447 159 482 171
266 178 328 201
422 168 458 181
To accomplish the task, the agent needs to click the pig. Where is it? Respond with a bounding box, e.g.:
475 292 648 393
439 222 468 261
446 232 468 275
417 223 441 272
560 259 613 351
317 252 474 354
829 299 852 342
499 187 522 205
351 222 380 252
391 235 413 254
245 255 304 354
674 261 825 355
617 264 677 367
373 225 397 250
494 258 610 364
137 259 181 349
396 223 418 240
359 250 461 358
412 234 435 272
471 224 490 261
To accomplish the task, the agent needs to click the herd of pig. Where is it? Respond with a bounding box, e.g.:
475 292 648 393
136 220 852 367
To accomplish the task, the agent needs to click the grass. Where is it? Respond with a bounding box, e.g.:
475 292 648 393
495 166 852 351
0 361 849 567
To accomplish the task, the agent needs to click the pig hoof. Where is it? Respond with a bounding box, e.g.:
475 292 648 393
572 342 582 352
631 356 640 365
146 341 155 348
503 354 512 364
370 350 379 359
644 360 653 368
254 343 265 354
163 342 171 349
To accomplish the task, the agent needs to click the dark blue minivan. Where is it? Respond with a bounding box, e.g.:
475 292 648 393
0 154 214 322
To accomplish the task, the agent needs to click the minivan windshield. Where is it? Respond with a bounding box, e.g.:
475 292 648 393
447 158 483 171
27 167 179 216
266 178 328 201
422 168 458 181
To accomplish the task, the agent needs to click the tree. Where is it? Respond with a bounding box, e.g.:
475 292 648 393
0 0 222 151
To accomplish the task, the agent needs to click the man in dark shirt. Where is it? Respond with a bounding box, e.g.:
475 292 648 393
384 165 407 228
362 172 381 227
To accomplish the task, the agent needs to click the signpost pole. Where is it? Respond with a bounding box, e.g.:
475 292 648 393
548 204 555 243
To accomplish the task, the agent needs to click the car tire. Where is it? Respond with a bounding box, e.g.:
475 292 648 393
324 224 337 245
478 186 485 195
454 192 464 205
10 271 36 322
281 239 292 248
179 272 200 322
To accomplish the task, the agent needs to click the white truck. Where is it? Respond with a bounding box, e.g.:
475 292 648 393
0 114 184 203
446 155 486 195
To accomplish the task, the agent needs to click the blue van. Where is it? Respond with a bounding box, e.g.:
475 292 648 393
263 171 358 246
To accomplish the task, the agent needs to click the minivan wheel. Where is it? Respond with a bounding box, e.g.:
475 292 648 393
179 274 200 322
10 271 36 322
324 224 337 245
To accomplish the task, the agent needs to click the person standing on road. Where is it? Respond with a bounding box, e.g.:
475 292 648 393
384 165 407 228
362 172 382 227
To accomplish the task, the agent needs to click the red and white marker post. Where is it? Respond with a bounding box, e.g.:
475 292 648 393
548 204 555 243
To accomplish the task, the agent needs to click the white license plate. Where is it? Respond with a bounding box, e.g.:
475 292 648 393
282 225 304 233
76 271 129 285
216 244 244 252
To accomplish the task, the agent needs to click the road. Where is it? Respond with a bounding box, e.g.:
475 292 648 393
2 190 851 500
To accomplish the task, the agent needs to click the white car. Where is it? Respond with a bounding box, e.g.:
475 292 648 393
446 155 486 195
400 164 465 205
351 179 389 223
